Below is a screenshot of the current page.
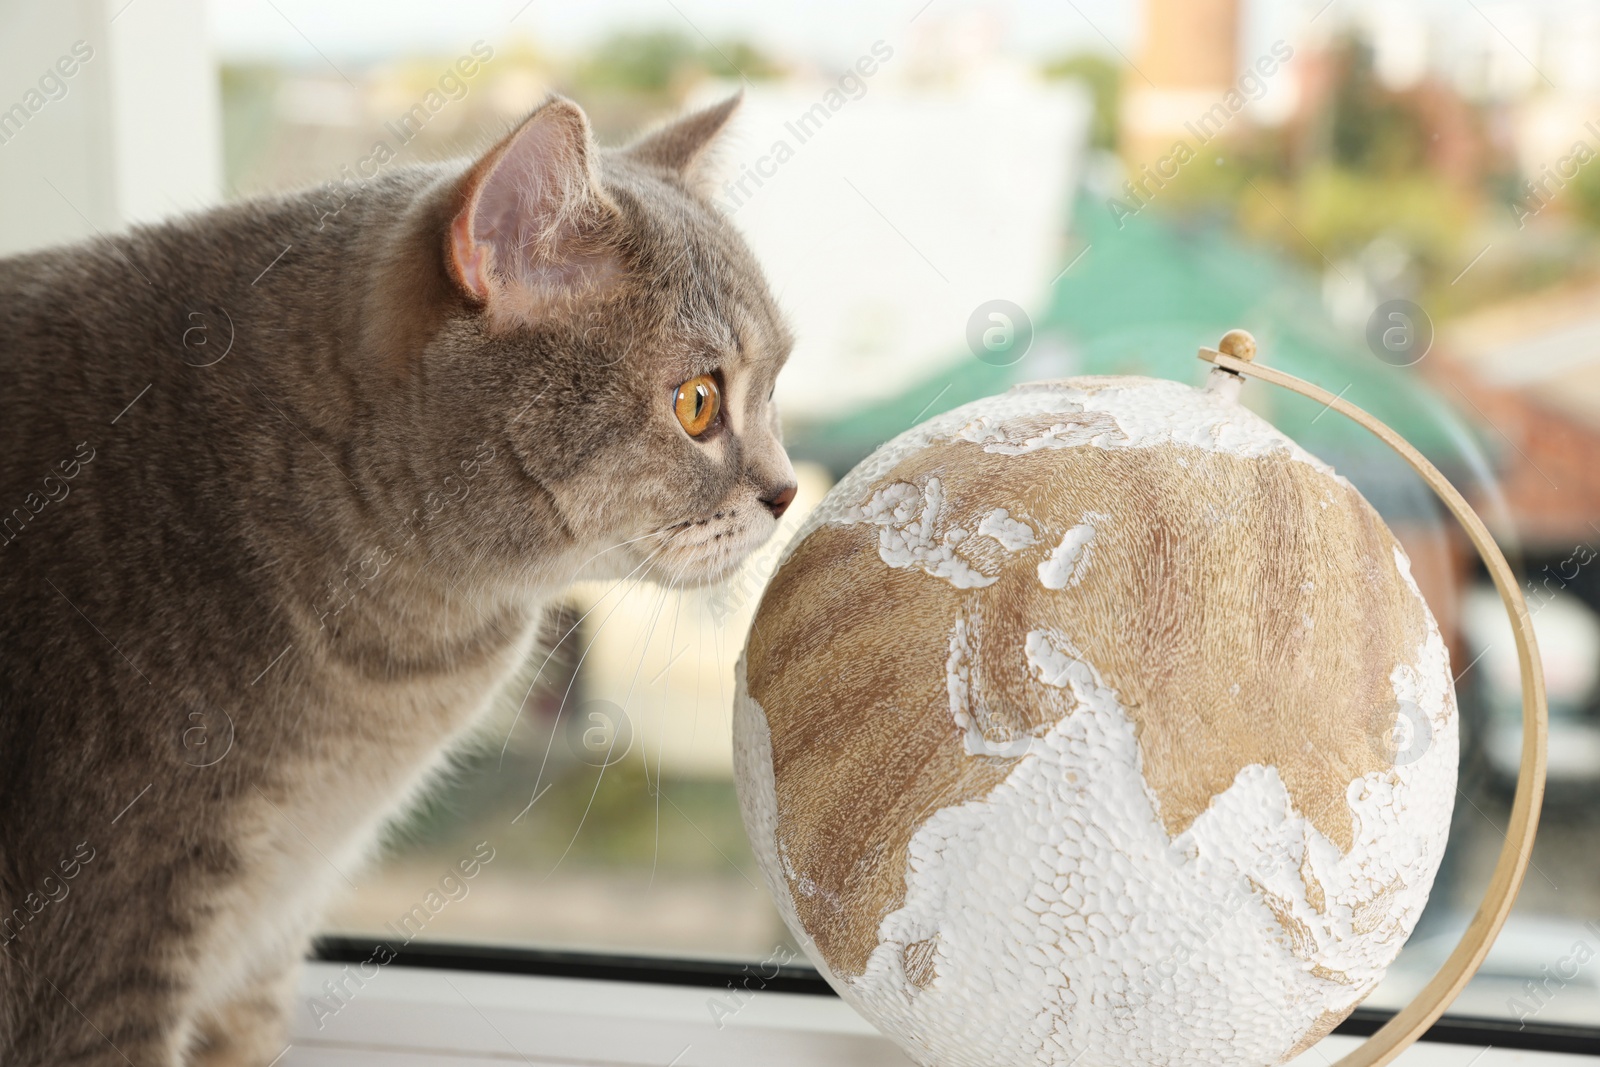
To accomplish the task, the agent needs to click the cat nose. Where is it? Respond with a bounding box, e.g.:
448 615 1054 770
762 484 797 519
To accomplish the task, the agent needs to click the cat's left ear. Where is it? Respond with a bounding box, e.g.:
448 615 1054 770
623 92 742 192
450 95 620 317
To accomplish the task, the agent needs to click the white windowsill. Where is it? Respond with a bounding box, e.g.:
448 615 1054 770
284 962 1597 1066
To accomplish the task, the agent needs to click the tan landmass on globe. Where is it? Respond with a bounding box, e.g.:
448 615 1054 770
745 437 1430 980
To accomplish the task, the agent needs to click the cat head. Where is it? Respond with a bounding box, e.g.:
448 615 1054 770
429 94 795 589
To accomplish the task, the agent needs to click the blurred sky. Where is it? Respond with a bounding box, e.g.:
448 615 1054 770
205 0 1138 64
203 0 1596 84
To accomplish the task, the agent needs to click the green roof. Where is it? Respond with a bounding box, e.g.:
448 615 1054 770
787 196 1485 519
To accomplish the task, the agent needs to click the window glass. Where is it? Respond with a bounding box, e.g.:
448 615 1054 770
208 0 1600 1028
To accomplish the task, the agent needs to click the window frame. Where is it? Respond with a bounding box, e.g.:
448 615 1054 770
310 936 1600 1057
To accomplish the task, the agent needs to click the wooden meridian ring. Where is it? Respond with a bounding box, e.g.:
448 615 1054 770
1199 333 1549 1067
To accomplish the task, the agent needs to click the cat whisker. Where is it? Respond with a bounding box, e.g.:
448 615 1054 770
569 528 672 580
648 555 695 890
513 537 674 816
638 554 696 797
540 573 677 882
496 530 671 770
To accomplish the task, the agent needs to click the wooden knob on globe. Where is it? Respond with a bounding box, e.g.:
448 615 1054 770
1219 328 1258 362
733 375 1458 1066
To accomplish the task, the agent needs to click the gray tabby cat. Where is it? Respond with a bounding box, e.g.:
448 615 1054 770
0 93 795 1065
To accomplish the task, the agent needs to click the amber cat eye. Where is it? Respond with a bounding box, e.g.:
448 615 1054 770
674 374 721 437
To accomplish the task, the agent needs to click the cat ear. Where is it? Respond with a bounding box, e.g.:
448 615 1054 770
624 92 742 189
449 96 620 316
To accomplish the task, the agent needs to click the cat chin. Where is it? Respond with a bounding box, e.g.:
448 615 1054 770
645 529 773 589
649 551 746 589
675 559 747 588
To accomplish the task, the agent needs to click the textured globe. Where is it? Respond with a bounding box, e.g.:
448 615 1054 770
733 376 1458 1067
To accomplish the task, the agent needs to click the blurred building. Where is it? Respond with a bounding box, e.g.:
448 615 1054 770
1439 287 1600 551
699 38 1089 420
1120 0 1241 165
1433 291 1600 791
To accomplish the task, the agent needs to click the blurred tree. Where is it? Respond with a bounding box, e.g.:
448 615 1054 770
1322 36 1429 175
576 30 702 94
1567 161 1600 232
705 40 783 83
1170 31 1516 304
1261 164 1521 313
1043 52 1121 150
1238 165 1471 278
218 64 283 193
573 29 780 97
